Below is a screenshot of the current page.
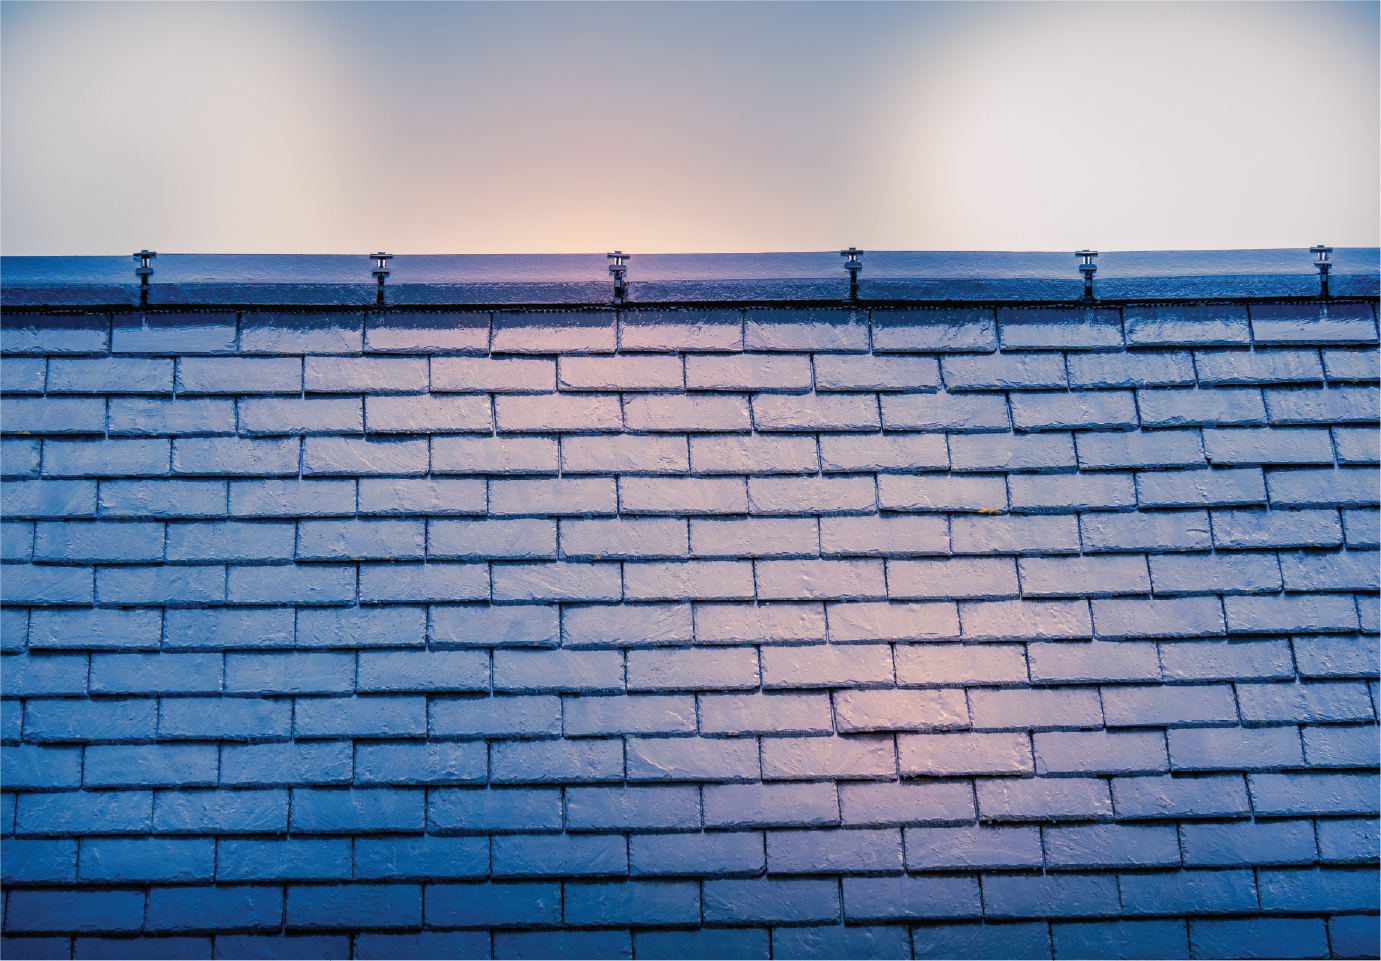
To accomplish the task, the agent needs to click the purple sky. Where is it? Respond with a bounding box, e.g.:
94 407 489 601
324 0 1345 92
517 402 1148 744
2 1 1377 256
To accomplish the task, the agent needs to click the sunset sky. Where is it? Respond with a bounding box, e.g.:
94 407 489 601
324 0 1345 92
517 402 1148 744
2 1 1377 256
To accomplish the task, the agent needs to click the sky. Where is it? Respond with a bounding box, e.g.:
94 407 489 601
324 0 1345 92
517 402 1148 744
1 1 1377 256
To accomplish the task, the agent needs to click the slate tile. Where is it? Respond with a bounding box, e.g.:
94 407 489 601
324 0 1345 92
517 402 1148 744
880 392 1010 431
431 435 558 474
1202 426 1337 466
561 603 693 648
1052 920 1190 961
624 560 754 601
1111 774 1250 819
1343 508 1380 548
820 514 948 556
47 357 173 394
690 517 817 557
626 737 759 782
1250 302 1379 345
1066 350 1196 388
756 558 886 600
1292 634 1381 678
490 310 616 354
911 922 1053 961
359 477 487 515
878 473 1007 512
44 438 170 477
1136 467 1266 508
1008 472 1137 513
617 308 742 352
1118 869 1258 916
364 395 491 433
1081 509 1212 551
1189 918 1329 961
1323 347 1381 382
430 605 559 648
429 518 557 560
304 356 427 393
623 393 752 432
1166 726 1303 772
1027 639 1160 684
997 307 1123 350
1091 597 1225 638
1138 387 1267 426
1159 639 1294 682
940 352 1066 390
1278 550 1380 591
818 433 948 472
495 394 621 433
1009 391 1138 431
558 355 683 391
491 561 620 602
562 517 687 559
894 644 1028 687
690 434 818 474
238 397 362 435
870 307 997 353
0 313 110 354
1 438 41 478
1076 429 1205 470
693 602 826 644
951 514 1079 555
173 436 301 476
1042 823 1180 868
620 477 746 515
1333 426 1381 464
430 356 555 392
363 311 489 353
751 393 880 431
685 354 812 392
976 778 1114 821
747 475 876 514
1267 466 1379 507
239 312 362 353
1194 348 1324 385
561 434 688 474
1102 684 1238 727
1265 386 1380 425
904 824 1041 869
1019 555 1150 597
814 354 939 391
960 599 1091 640
743 308 868 352
1179 820 1317 867
949 432 1076 472
760 643 893 689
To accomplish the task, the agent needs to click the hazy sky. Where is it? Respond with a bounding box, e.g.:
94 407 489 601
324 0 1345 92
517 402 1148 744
2 1 1377 256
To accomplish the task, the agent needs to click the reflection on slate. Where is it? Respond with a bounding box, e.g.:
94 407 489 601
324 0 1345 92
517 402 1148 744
0 278 1378 960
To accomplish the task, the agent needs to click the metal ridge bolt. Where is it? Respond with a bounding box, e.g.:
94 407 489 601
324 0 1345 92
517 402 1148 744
1310 245 1333 298
841 247 864 301
371 252 393 306
133 250 156 306
608 251 630 305
1076 250 1098 302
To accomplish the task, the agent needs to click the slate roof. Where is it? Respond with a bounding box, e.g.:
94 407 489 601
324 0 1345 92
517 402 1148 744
0 260 1378 960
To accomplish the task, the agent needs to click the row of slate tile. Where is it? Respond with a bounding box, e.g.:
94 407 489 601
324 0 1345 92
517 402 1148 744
4 633 1377 684
10 510 1381 563
2 302 1377 357
2 821 1379 887
6 916 1379 961
4 389 1379 441
2 687 1381 745
10 513 1381 566
2 346 1377 398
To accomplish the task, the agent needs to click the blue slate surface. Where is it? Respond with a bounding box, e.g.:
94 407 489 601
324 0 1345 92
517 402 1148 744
3 248 1378 305
0 293 1378 958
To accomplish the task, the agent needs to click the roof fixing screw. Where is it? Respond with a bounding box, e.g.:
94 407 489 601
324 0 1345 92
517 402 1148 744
1310 245 1333 298
840 248 864 301
1076 250 1098 302
608 251 630 305
133 250 156 306
371 252 393 306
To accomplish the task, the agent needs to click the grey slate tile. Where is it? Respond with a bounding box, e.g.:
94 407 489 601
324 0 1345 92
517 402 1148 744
814 354 940 391
755 558 886 600
363 311 489 353
1323 347 1381 382
365 395 491 433
818 433 948 472
621 476 747 515
304 356 427 394
623 393 752 432
1333 426 1380 464
491 561 620 602
690 517 818 558
841 876 981 922
878 474 1007 512
1267 466 1379 507
47 357 173 394
1148 552 1281 596
490 311 616 354
693 602 825 644
1166 726 1303 772
1008 472 1137 513
561 603 694 648
1066 351 1195 388
2 397 106 435
617 308 742 352
1179 820 1316 867
976 778 1114 821
1018 555 1150 597
911 922 1052 960
826 601 960 643
1265 386 1380 425
751 393 880 432
743 308 868 352
690 434 818 474
761 643 892 689
820 514 948 556
357 477 486 515
904 824 1041 869
431 356 554 393
239 312 363 354
1092 597 1225 638
1076 429 1205 470
1194 348 1324 385
1224 594 1360 634
997 307 1123 350
302 436 429 476
1118 869 1259 916
561 434 688 474
1250 302 1379 345
959 599 1091 640
562 517 688 559
1080 510 1212 551
1124 303 1250 347
99 479 228 518
1203 426 1337 465
495 393 621 433
940 353 1066 391
747 475 876 515
1111 774 1251 819
1343 508 1380 548
43 439 170 478
1292 634 1380 678
948 433 1076 472
1027 640 1160 684
1211 508 1343 549
558 355 683 391
951 514 1079 555
1042 822 1180 867
431 435 557 474
624 560 754 601
684 354 811 392
1135 467 1266 508
172 437 301 476
1159 639 1294 682
1278 550 1380 591
869 307 997 353
0 357 46 393
1101 684 1238 727
880 392 1010 431
1137 387 1267 427
0 312 110 354
1052 920 1190 961
1 438 41 478
1009 391 1138 431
